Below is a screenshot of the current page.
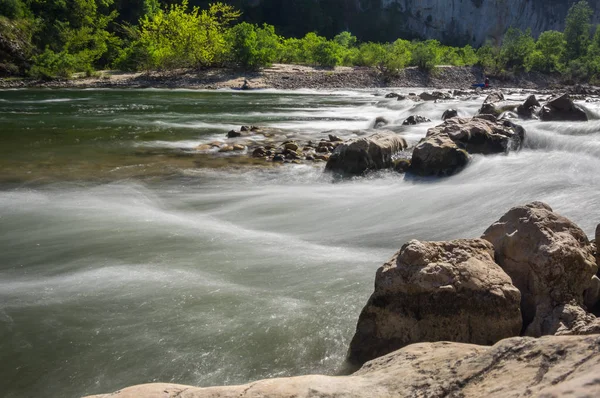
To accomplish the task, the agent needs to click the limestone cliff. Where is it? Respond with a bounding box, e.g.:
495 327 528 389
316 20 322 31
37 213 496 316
235 0 600 46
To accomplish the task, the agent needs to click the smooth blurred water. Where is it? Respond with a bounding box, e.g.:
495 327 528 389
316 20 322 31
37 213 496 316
0 88 599 398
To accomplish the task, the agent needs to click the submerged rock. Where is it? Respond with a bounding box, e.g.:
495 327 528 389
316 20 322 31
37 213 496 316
539 93 587 122
325 132 407 176
373 116 390 128
347 238 522 367
482 202 598 336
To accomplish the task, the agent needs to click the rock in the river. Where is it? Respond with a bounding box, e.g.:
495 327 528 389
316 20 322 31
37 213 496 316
325 132 407 176
347 239 522 367
410 133 470 176
384 92 403 99
482 202 598 336
86 335 600 398
373 116 390 128
478 92 521 116
441 108 458 120
539 93 588 122
284 142 299 151
252 147 267 158
328 134 343 142
402 115 431 125
419 91 451 101
218 145 234 153
516 94 541 119
410 116 524 176
227 130 242 138
429 116 525 155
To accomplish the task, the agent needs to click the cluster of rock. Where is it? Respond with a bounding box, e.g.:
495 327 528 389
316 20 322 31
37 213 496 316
196 125 352 164
478 91 588 122
348 202 600 367
385 89 475 102
194 91 587 177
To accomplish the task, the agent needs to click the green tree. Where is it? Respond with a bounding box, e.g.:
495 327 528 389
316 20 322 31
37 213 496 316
499 28 535 70
334 31 357 48
0 0 27 19
563 0 593 61
525 30 565 73
411 40 440 71
134 1 240 69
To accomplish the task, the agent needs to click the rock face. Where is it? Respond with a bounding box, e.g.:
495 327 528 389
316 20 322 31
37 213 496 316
410 116 524 176
482 202 598 336
347 239 522 367
539 93 588 122
86 335 600 398
325 132 407 176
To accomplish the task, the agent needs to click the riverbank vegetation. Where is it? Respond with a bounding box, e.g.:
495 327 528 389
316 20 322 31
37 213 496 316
1 0 599 83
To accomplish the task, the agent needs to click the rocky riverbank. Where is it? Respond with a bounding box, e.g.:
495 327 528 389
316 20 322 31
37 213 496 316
86 201 600 398
0 64 596 91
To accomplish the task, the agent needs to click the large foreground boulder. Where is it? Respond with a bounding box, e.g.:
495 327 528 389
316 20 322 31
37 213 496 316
539 93 587 122
347 239 522 367
325 132 407 176
87 335 600 398
410 116 525 176
482 202 598 336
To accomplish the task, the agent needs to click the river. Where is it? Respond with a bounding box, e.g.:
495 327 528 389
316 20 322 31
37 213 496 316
0 88 599 398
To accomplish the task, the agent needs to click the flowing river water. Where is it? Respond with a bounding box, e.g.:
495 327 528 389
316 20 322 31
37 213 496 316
1 88 599 398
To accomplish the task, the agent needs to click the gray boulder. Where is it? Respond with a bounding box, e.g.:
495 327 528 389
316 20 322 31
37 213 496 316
410 116 525 176
539 93 587 122
325 132 407 176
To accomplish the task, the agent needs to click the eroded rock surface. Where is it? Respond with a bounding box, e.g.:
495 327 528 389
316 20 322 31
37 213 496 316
347 238 522 367
86 335 600 398
410 116 524 176
325 132 407 176
482 202 598 336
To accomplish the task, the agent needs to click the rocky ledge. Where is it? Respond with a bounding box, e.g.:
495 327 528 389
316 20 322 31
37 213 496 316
87 334 600 398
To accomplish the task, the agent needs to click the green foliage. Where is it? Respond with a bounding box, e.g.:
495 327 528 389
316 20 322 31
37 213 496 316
563 0 593 62
1 0 598 82
131 1 240 69
411 40 440 71
227 22 282 69
0 0 26 19
334 31 357 48
499 28 535 70
524 31 565 73
29 48 82 79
